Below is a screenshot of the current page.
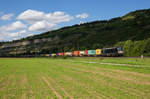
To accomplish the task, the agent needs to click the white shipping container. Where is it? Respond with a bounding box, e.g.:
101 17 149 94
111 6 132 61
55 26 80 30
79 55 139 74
79 51 85 56
51 54 56 57
65 52 72 56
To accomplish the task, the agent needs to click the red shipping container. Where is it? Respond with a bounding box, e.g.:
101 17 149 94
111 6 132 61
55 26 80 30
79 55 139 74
58 53 61 56
73 51 80 56
58 52 64 56
84 50 88 55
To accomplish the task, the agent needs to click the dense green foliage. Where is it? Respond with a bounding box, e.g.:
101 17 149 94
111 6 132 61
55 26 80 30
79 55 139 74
0 58 150 98
115 38 150 56
0 9 150 56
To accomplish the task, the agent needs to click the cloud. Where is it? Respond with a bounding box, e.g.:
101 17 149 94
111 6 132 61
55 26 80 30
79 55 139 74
0 21 27 32
0 9 75 41
17 9 73 24
7 30 27 37
27 33 33 37
76 13 89 19
17 9 73 32
0 29 32 41
0 35 5 41
29 20 57 32
17 9 45 24
0 21 27 41
1 13 14 20
0 12 4 15
45 11 73 24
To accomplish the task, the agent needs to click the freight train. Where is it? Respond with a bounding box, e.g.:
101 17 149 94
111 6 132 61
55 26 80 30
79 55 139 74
48 46 124 57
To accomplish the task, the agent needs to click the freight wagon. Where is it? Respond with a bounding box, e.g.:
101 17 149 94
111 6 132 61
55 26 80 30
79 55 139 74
44 54 51 57
65 52 73 56
50 46 124 57
51 53 56 57
96 49 102 56
79 51 85 56
88 50 96 56
84 50 88 56
73 51 80 56
58 53 64 56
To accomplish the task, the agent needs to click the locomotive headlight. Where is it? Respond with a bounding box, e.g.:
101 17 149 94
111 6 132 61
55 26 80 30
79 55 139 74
118 51 124 54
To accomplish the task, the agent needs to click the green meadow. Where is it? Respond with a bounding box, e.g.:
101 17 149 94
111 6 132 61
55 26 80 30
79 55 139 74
0 57 150 99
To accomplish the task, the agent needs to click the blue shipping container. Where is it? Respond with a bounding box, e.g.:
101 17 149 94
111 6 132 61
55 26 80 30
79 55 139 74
88 50 96 55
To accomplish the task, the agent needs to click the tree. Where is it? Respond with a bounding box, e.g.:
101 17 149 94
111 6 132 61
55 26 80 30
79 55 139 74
123 40 133 56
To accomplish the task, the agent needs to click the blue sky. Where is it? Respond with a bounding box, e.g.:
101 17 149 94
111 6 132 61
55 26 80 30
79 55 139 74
0 0 150 41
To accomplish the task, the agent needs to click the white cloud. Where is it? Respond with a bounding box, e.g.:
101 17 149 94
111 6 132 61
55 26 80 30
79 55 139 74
0 9 75 41
76 13 89 19
0 21 27 32
53 11 64 16
0 36 5 41
17 9 73 24
0 21 27 41
27 33 33 37
0 29 30 41
29 20 57 32
1 13 14 20
17 9 73 32
0 12 4 15
0 31 16 41
7 32 20 37
17 9 45 24
46 12 73 24
7 30 27 37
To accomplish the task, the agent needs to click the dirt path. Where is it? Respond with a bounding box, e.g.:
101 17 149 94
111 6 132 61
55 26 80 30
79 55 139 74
63 64 150 86
88 71 146 98
47 76 74 99
0 76 11 92
22 93 26 99
90 67 150 85
59 64 148 98
21 76 28 99
42 76 62 99
64 60 150 85
68 60 150 68
63 75 108 99
70 67 148 97
30 86 34 99
107 68 150 78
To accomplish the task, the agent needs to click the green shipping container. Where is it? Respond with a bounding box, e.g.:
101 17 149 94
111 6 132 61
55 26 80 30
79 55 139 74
88 50 96 55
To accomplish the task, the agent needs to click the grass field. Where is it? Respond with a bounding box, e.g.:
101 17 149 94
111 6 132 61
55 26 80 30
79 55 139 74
0 57 150 99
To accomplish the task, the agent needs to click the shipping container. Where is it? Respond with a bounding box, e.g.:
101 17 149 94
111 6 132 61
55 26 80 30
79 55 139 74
96 49 102 55
45 54 50 57
65 52 73 56
84 50 88 56
51 53 56 57
79 51 85 56
88 50 96 56
58 53 64 56
73 51 80 56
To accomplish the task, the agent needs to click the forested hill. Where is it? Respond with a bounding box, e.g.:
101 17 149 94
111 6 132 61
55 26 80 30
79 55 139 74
0 9 150 57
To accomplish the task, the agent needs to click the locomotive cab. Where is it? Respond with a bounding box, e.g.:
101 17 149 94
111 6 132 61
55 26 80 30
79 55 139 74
117 47 124 56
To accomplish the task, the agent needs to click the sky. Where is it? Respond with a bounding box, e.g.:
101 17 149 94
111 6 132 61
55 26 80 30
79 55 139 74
0 0 150 41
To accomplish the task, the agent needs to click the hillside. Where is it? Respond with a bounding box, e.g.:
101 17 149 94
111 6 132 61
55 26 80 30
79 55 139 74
0 9 150 57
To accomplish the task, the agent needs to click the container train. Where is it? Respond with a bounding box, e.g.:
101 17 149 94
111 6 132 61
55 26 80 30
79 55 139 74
48 46 124 57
